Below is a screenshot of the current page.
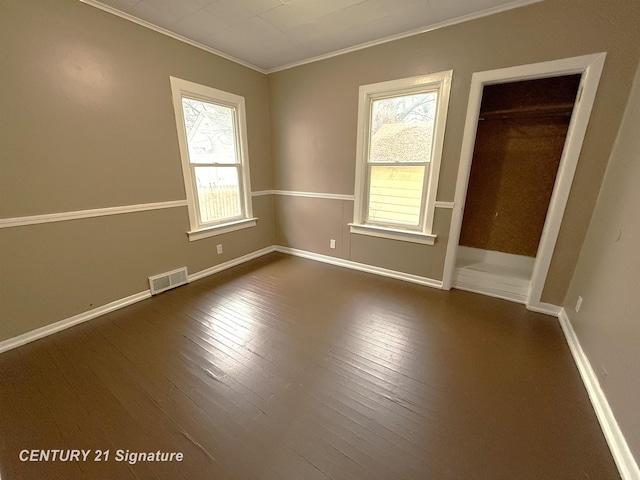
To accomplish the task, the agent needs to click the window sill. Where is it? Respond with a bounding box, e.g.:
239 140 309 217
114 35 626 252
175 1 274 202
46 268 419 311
188 218 257 241
349 223 437 245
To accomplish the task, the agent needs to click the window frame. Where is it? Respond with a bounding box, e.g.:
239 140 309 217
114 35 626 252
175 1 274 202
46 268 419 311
169 77 255 241
350 70 453 245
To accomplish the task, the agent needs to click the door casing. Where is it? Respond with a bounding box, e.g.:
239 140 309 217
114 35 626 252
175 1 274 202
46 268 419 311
441 53 607 314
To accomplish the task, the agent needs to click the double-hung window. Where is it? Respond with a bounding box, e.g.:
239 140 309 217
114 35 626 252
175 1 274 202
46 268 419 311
170 77 255 241
350 70 452 245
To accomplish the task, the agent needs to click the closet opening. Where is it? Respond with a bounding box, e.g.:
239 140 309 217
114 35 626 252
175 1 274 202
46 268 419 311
453 74 581 303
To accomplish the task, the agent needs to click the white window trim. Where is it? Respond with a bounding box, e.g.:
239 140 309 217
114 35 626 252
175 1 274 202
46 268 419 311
350 70 453 244
187 217 257 241
169 77 254 240
349 223 437 245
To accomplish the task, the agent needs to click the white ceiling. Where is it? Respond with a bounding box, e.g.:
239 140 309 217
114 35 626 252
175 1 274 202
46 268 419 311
84 0 540 72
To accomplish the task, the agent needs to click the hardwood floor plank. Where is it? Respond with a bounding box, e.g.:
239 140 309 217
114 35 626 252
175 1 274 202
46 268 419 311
92 311 283 480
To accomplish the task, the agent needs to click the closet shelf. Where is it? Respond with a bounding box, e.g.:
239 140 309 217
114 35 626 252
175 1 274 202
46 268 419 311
479 102 575 120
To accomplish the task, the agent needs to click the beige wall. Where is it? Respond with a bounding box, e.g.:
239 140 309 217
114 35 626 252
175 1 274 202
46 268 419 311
0 0 274 341
274 196 352 258
268 0 640 301
563 61 640 463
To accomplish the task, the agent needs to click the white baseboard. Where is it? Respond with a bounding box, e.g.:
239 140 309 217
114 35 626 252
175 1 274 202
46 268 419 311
558 308 640 480
187 245 276 282
453 267 530 304
453 281 527 304
525 301 562 316
274 246 443 289
0 245 277 354
0 290 152 354
456 246 535 272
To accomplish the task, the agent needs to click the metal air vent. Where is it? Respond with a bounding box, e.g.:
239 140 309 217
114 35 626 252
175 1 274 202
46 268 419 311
149 267 188 295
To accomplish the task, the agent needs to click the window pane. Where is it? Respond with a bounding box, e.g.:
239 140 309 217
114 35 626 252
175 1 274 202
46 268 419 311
369 92 437 163
194 166 241 223
182 98 237 164
368 165 425 226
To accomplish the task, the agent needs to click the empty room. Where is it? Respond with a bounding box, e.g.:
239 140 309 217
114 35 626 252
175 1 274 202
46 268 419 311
1 0 639 478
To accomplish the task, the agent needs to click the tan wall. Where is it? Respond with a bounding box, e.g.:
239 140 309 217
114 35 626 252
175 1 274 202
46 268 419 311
350 210 452 279
563 61 640 463
268 0 640 303
0 0 274 341
274 196 352 258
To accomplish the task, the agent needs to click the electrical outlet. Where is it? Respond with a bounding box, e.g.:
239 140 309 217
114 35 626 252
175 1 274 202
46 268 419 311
330 239 336 249
216 244 223 254
575 296 583 312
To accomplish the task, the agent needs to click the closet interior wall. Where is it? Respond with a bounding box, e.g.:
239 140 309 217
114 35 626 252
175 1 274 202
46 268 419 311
455 75 582 301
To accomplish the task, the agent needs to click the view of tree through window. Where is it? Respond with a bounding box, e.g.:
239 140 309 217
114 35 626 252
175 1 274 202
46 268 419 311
181 97 241 223
367 92 437 226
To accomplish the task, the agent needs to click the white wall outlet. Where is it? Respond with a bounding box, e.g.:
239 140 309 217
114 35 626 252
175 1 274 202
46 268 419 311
216 244 223 254
575 295 583 312
330 239 336 249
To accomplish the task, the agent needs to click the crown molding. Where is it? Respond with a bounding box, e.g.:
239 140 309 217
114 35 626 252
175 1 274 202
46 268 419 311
266 0 543 73
78 0 268 74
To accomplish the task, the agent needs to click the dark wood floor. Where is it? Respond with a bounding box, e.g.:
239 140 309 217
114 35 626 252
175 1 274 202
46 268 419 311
0 253 619 479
